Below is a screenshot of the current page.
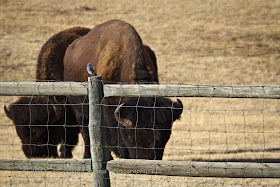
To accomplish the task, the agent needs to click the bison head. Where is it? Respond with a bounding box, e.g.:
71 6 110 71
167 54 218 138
113 97 183 159
4 96 63 158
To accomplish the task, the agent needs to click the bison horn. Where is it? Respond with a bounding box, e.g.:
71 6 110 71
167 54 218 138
4 105 13 119
172 99 183 120
114 103 133 128
174 99 183 108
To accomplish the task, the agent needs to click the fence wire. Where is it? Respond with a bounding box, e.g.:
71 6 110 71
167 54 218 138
0 81 279 186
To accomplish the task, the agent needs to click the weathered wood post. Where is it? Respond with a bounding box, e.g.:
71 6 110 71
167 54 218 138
88 76 110 187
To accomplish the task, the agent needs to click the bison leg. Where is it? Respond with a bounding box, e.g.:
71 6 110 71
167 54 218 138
59 143 74 158
59 130 79 158
48 145 59 158
59 106 80 158
67 96 91 158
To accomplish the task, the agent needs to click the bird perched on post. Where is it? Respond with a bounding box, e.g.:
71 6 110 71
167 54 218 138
87 63 97 76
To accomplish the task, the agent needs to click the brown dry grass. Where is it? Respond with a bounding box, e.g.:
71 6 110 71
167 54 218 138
0 0 279 186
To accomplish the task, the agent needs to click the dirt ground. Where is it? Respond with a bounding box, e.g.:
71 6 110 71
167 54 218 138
0 0 279 186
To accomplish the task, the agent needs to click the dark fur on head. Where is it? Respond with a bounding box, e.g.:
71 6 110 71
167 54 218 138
4 96 79 158
111 97 183 159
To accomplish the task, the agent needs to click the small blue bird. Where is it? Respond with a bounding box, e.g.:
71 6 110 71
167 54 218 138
87 63 97 76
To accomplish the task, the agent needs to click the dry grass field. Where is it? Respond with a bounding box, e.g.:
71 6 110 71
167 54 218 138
0 0 280 186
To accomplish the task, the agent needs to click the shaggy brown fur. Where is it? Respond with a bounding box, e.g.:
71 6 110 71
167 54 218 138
64 20 183 159
37 27 90 81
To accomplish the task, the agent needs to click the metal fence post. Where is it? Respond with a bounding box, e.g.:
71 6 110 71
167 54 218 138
88 76 110 187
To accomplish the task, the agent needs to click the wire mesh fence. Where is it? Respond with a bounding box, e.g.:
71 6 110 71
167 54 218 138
0 80 279 186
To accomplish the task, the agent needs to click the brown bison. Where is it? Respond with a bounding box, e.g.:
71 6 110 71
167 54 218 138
4 27 90 158
64 20 183 159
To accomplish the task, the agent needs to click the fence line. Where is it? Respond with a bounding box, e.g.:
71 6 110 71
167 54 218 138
0 82 279 98
107 159 280 178
0 159 92 172
0 79 280 186
0 159 279 178
0 82 88 96
104 84 280 98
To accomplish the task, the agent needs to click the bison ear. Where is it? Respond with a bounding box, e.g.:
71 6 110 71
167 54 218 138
4 105 13 120
114 103 133 128
172 99 183 121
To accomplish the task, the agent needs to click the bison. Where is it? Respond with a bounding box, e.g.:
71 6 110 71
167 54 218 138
64 20 183 159
4 27 90 158
4 97 78 158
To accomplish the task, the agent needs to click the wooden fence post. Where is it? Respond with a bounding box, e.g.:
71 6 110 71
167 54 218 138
88 76 110 187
